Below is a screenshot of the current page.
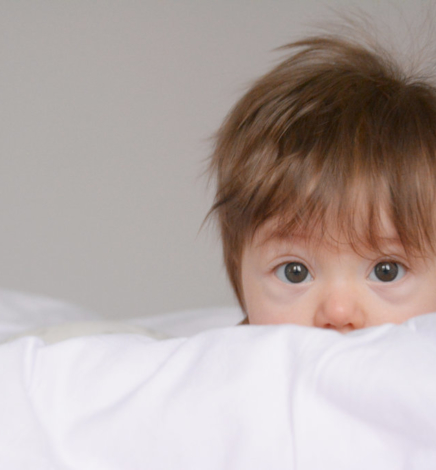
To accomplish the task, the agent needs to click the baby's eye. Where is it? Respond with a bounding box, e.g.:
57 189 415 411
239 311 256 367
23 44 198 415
276 262 313 284
369 261 406 282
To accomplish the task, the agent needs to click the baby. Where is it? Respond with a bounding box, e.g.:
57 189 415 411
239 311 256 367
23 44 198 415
208 29 436 332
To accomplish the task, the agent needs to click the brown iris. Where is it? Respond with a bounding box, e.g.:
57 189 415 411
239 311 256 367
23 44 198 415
374 262 399 282
284 262 310 283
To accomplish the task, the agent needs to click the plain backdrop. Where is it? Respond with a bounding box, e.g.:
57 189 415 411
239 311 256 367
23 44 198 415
0 0 432 319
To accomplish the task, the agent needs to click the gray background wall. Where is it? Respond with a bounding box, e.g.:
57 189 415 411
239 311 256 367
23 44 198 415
0 0 430 318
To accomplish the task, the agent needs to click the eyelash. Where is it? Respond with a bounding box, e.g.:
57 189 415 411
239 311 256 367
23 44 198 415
275 261 313 284
368 259 409 283
274 258 409 284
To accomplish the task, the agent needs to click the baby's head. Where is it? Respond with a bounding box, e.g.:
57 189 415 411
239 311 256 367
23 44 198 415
209 32 436 331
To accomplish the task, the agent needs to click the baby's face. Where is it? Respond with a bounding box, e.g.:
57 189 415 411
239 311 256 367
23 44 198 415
241 221 436 332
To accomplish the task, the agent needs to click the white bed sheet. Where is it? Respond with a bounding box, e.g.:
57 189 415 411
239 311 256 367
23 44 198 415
1 312 436 469
0 289 245 343
0 289 102 343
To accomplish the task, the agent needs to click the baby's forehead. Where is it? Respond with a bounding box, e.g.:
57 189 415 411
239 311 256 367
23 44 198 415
251 218 403 255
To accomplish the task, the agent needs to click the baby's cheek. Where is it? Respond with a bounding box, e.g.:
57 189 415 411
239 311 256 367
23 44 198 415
406 287 436 317
369 279 436 323
371 278 423 308
245 284 309 325
244 291 273 324
371 286 412 307
244 289 277 324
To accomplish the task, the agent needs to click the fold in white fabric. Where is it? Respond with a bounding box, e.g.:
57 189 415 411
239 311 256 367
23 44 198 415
1 313 436 469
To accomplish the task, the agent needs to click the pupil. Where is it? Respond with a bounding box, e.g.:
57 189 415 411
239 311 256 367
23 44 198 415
284 262 308 283
375 262 398 282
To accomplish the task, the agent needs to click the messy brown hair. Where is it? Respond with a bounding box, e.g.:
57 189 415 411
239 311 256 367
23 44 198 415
208 32 436 309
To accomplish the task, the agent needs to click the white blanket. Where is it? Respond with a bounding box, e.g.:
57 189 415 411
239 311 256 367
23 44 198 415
1 313 436 469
